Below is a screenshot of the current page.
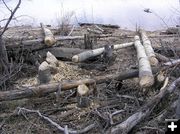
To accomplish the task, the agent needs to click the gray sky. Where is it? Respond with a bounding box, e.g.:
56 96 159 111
0 0 180 30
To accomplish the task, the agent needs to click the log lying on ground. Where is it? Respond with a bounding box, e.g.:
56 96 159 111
134 35 154 88
78 22 120 29
6 34 112 51
139 29 159 66
163 59 180 66
40 23 56 46
87 28 103 34
110 77 180 134
72 42 134 62
0 67 159 102
38 47 85 60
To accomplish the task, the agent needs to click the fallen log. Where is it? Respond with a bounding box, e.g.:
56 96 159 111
40 23 56 46
6 34 112 51
72 42 134 62
87 28 103 34
0 67 159 102
109 77 180 134
78 22 120 29
38 47 85 60
139 29 159 66
134 35 154 88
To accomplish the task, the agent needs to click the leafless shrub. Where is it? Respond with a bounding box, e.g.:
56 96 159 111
56 11 75 36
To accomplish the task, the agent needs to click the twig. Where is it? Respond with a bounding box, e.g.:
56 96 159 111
0 0 21 36
17 107 95 134
68 25 75 36
2 0 12 13
109 77 180 134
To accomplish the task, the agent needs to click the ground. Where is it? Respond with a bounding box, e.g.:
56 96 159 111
0 25 179 134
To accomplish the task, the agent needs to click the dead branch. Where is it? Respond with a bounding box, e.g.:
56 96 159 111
0 0 21 74
0 67 159 102
163 59 180 66
17 107 95 134
0 0 21 36
109 77 180 134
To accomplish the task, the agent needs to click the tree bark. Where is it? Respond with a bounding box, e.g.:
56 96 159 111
72 42 134 62
134 35 154 88
0 67 159 102
139 29 158 66
40 23 56 46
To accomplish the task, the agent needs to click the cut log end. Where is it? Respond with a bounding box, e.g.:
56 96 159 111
77 84 89 96
149 57 159 66
46 51 58 66
44 37 56 46
157 72 165 83
72 55 79 62
139 75 154 88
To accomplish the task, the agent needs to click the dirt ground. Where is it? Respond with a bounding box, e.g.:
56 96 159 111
0 25 179 134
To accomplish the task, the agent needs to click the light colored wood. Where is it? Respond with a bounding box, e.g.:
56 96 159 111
38 61 51 84
139 29 159 66
134 35 154 88
40 23 56 46
72 42 134 62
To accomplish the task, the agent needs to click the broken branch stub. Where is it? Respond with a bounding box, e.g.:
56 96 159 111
38 61 51 84
40 23 56 46
139 29 159 66
134 35 154 88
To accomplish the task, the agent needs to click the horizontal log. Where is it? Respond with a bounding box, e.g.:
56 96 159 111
72 42 134 62
6 34 112 50
78 22 120 29
38 47 85 59
0 68 159 102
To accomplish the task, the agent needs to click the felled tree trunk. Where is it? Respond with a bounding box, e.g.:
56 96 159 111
0 67 159 102
134 35 154 88
72 42 134 62
139 29 158 66
40 23 56 46
38 47 85 60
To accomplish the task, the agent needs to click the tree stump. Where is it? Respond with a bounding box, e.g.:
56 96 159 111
77 84 90 108
38 61 51 84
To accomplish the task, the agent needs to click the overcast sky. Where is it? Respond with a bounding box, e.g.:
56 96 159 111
0 0 180 30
